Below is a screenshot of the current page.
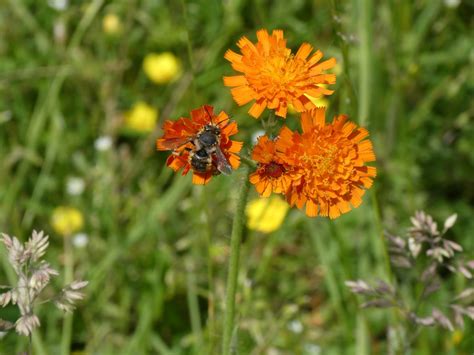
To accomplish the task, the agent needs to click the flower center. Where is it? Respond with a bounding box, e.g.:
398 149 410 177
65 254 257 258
258 54 300 92
302 145 338 176
264 162 285 178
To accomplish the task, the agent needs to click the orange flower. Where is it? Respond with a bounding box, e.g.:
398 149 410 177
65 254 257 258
249 108 376 219
224 29 336 119
249 134 301 197
156 105 243 185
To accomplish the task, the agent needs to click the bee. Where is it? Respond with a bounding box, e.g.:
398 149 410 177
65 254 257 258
158 108 233 175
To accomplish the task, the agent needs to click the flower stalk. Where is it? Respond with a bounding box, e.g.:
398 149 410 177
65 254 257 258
222 166 251 355
60 236 74 355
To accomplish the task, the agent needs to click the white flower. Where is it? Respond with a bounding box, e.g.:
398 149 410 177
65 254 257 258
66 177 85 196
444 0 461 8
303 343 321 355
288 320 303 333
47 0 68 11
72 233 89 248
94 136 113 151
251 129 266 145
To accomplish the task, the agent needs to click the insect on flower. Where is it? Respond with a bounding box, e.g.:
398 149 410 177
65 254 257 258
250 107 377 218
157 105 242 185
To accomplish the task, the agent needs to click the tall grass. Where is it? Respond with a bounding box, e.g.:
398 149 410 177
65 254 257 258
0 0 472 353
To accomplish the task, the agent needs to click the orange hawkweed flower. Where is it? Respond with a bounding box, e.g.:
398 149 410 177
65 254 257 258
224 29 336 119
249 108 376 219
249 134 301 197
156 105 243 185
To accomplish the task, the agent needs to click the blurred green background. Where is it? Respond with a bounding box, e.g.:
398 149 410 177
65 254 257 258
0 0 472 354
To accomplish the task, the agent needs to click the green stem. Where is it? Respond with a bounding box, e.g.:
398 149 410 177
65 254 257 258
180 0 198 106
262 111 277 138
202 191 216 353
222 167 251 355
330 0 358 117
238 155 257 169
357 0 372 127
370 190 393 281
60 237 74 355
186 258 203 352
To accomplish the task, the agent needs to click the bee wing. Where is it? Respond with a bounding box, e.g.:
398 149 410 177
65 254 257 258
157 136 193 151
214 146 233 175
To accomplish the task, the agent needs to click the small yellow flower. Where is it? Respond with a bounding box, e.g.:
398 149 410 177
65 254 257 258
246 196 289 233
51 207 84 237
304 94 329 108
143 52 181 84
288 96 328 115
304 83 329 108
124 101 158 134
451 329 463 345
331 62 343 76
102 13 121 35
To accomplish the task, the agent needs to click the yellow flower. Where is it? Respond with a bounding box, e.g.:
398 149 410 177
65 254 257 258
305 83 329 108
288 84 329 114
331 62 343 76
143 52 181 84
51 207 84 237
124 101 158 134
451 330 463 345
102 13 121 35
305 94 329 108
246 196 289 233
288 96 328 115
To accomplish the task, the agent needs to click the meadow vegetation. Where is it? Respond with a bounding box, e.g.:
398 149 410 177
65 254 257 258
0 0 472 354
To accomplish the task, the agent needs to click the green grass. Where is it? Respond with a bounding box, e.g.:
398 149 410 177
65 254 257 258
0 0 473 354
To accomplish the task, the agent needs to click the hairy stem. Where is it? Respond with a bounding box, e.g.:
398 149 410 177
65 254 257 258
222 167 251 355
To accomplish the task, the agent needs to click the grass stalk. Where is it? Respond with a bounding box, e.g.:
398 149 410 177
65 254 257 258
60 237 74 355
222 167 251 355
186 259 203 353
180 0 198 106
202 191 217 353
357 0 372 127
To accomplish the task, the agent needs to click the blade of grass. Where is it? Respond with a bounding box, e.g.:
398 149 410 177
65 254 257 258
186 259 204 353
307 219 351 337
357 0 372 127
60 237 74 355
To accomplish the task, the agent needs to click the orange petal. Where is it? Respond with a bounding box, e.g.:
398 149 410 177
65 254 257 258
308 50 323 66
223 75 247 87
329 205 341 219
224 49 242 63
192 172 212 185
312 58 336 72
295 43 313 60
231 86 255 106
248 100 267 118
305 199 319 217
